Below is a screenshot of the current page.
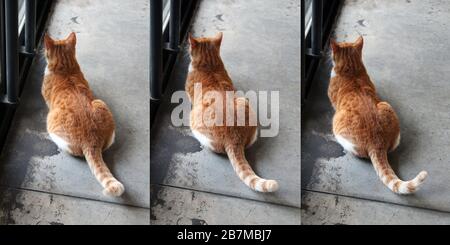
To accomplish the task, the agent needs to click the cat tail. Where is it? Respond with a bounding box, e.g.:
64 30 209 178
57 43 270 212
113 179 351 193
83 147 125 196
225 144 279 192
369 149 427 194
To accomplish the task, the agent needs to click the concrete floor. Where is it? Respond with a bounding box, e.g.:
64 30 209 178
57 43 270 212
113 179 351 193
151 0 301 225
302 0 450 224
0 0 149 224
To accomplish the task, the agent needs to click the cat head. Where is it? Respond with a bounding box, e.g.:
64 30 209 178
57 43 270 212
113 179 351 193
188 32 223 69
44 32 78 72
330 36 363 63
330 36 365 74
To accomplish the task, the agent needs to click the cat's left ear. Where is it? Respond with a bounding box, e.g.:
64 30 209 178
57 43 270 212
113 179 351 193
66 32 77 47
44 33 54 50
355 35 364 50
189 33 198 49
330 38 338 53
213 32 223 48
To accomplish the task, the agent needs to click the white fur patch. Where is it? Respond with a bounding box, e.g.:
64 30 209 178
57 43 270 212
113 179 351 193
330 68 336 78
254 180 264 192
248 130 258 148
335 135 356 154
393 134 401 150
192 130 213 149
44 66 51 76
49 133 71 153
188 62 194 72
388 180 396 190
398 182 409 194
106 131 115 149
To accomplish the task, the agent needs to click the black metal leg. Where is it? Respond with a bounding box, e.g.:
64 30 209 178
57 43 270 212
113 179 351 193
168 0 180 51
0 0 6 95
150 0 163 101
306 0 323 57
301 0 305 104
25 0 36 55
5 0 19 104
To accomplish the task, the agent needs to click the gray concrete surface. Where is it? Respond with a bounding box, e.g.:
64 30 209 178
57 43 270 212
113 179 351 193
0 187 149 225
151 0 301 224
152 185 300 225
302 0 450 224
302 191 450 225
0 0 149 224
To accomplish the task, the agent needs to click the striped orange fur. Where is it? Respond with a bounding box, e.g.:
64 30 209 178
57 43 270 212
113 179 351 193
186 32 279 193
329 36 427 194
42 32 124 196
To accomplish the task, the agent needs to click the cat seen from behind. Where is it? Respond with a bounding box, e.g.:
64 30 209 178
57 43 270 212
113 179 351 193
186 32 279 193
42 32 124 196
328 36 427 194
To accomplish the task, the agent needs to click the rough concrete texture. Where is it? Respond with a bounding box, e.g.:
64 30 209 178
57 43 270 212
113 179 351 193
0 187 149 225
302 0 450 224
151 185 300 225
0 0 149 224
151 0 300 224
302 191 450 225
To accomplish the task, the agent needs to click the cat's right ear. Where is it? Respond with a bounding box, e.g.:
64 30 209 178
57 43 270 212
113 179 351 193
330 38 338 53
188 33 198 49
44 33 54 49
66 32 77 47
213 32 223 47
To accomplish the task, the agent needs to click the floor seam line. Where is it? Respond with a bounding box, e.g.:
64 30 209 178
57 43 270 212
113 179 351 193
302 188 450 215
152 183 301 210
0 184 150 210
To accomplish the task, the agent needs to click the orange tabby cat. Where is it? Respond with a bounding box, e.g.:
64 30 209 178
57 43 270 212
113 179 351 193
186 32 279 192
42 32 124 196
328 36 427 194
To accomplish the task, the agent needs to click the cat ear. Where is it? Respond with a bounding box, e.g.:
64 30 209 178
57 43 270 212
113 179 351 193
355 35 363 50
66 32 77 47
189 33 198 49
44 33 54 49
213 32 223 47
330 38 338 53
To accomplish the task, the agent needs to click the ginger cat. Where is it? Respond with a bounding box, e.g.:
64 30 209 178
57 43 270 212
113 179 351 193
186 32 279 192
329 36 427 194
42 32 124 196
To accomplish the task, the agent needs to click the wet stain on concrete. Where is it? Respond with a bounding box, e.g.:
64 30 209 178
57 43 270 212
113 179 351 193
0 45 62 222
301 57 345 187
191 218 207 225
302 193 355 225
151 187 166 208
0 189 20 224
50 221 64 225
150 185 167 221
150 49 202 185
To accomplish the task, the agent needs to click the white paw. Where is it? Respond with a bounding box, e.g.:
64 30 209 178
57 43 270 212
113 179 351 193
103 181 125 197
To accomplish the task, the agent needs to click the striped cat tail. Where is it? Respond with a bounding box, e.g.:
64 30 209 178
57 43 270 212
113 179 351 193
225 144 279 192
83 147 125 196
369 149 427 194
